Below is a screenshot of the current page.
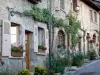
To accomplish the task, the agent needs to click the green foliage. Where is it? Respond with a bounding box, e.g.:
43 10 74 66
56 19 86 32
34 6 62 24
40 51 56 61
11 47 20 52
18 69 33 75
57 44 66 49
72 53 84 67
86 50 97 60
0 72 17 75
45 48 72 73
34 66 48 75
24 7 80 46
38 45 47 50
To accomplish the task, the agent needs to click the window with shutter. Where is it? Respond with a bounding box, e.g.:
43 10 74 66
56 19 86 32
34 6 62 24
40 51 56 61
90 10 93 21
60 0 65 10
94 12 97 22
11 26 19 46
38 27 45 46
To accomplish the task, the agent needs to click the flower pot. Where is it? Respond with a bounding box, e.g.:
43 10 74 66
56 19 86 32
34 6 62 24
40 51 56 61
38 49 45 53
11 52 23 57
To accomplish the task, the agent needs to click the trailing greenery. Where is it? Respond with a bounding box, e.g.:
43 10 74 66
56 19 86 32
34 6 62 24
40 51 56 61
38 45 47 50
11 47 21 52
24 7 80 46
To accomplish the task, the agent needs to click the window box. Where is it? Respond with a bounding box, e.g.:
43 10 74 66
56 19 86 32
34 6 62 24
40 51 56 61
38 49 45 53
27 0 41 4
38 45 47 53
11 52 23 57
11 45 23 57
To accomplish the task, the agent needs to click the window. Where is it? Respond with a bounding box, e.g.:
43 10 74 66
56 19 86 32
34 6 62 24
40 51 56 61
73 0 78 11
11 26 19 46
58 30 65 45
94 12 97 22
60 0 65 10
38 27 45 46
90 10 93 21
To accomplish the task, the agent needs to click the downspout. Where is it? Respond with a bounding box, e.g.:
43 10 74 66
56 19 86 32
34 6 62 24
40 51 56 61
98 11 100 54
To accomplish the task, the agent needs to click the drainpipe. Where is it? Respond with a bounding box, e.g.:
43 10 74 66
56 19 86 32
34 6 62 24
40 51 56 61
49 0 52 71
98 11 100 55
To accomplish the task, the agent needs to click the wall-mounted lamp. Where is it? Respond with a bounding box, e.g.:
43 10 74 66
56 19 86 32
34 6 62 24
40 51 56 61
75 6 80 12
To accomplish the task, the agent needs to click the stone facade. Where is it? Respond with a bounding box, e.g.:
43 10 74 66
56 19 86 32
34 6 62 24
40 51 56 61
75 0 100 52
0 0 49 72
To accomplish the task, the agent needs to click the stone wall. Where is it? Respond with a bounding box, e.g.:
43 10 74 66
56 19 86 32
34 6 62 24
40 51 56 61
0 0 48 72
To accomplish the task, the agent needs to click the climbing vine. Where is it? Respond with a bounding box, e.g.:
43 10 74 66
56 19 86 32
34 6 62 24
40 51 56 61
24 7 80 47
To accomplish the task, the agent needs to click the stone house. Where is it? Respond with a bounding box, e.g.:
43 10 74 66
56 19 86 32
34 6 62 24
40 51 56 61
0 0 99 72
0 0 50 72
72 0 100 53
0 0 73 72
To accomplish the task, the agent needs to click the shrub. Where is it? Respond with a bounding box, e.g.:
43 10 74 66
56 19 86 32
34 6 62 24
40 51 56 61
0 72 16 75
18 69 33 75
72 53 84 67
34 66 48 75
45 48 72 74
87 50 97 60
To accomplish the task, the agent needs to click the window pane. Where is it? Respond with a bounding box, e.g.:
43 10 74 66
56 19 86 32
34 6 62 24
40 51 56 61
11 27 17 34
60 0 64 10
38 27 45 46
90 10 93 21
11 35 17 45
94 12 97 22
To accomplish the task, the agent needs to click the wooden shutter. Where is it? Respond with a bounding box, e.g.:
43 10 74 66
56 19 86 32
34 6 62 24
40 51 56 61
2 20 11 56
34 25 38 52
45 29 49 53
20 25 25 56
55 0 60 11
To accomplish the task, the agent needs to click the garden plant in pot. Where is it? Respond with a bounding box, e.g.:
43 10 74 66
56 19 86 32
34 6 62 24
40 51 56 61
11 45 23 57
38 45 47 53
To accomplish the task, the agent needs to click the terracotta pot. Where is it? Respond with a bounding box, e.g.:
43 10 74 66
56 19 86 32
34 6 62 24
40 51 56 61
38 49 45 53
11 52 23 57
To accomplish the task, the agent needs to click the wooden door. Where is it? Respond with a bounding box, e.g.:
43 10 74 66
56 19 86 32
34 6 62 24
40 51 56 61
25 32 30 70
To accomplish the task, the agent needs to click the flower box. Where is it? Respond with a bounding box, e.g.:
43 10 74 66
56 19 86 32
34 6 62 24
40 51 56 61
11 45 23 57
38 49 45 53
38 45 47 53
11 52 23 57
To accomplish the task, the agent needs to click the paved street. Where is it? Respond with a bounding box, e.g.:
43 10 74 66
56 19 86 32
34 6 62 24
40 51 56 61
73 60 100 75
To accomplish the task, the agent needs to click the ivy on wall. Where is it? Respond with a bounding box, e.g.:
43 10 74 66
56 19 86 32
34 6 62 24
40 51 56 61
24 7 80 47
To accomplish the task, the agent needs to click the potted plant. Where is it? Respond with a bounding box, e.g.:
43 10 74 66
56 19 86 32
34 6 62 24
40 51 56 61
38 45 47 53
11 45 23 57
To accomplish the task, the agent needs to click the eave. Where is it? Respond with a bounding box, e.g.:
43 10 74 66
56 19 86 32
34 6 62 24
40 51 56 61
81 0 100 11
